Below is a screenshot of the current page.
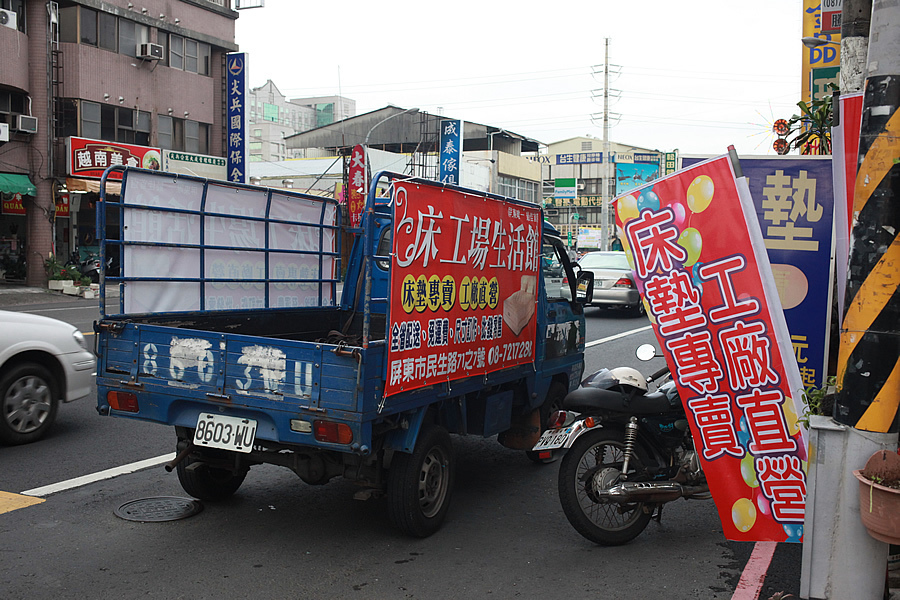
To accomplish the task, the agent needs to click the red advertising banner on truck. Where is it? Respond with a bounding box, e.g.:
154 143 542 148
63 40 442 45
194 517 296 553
614 154 807 543
385 182 541 397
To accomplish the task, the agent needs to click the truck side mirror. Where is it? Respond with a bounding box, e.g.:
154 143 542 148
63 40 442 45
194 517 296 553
575 270 594 304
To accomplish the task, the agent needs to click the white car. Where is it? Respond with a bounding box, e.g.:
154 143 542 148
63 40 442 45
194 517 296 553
0 310 96 445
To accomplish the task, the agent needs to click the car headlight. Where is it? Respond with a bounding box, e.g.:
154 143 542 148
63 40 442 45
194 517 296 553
72 330 88 350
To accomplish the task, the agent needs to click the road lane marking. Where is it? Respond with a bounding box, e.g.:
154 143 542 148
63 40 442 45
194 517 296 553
21 453 176 498
0 491 45 514
585 325 653 348
731 541 777 600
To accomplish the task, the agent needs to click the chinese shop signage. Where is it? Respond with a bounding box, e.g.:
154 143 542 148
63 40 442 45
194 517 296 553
439 119 462 185
386 183 541 397
615 154 807 543
226 52 248 183
67 137 161 180
347 145 366 228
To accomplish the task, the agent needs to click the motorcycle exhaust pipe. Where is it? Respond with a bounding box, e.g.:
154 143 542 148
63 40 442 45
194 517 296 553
596 481 710 503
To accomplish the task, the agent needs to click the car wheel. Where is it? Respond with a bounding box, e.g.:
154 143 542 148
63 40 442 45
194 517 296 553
0 363 59 445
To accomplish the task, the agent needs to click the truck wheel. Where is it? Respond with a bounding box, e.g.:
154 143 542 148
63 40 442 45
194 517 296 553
387 424 454 537
176 453 247 502
0 363 59 445
525 381 567 464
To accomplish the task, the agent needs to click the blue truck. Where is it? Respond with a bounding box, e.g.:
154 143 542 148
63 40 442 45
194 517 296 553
95 167 593 536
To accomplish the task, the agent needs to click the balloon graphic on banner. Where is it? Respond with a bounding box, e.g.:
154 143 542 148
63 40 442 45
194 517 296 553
617 195 639 223
687 175 714 213
691 262 704 291
669 201 687 229
783 523 803 542
732 497 757 532
637 189 660 212
754 488 771 516
677 228 702 266
740 454 759 488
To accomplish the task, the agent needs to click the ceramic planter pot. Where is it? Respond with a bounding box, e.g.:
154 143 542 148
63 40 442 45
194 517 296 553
854 449 900 545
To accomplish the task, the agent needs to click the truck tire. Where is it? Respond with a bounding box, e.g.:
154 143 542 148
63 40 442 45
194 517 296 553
525 381 567 464
0 363 59 445
176 452 247 502
387 424 454 538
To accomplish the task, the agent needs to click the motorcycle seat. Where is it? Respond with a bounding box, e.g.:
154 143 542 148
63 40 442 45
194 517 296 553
564 387 674 415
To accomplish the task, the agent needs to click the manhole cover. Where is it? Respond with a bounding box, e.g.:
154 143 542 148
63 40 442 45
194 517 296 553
114 497 203 522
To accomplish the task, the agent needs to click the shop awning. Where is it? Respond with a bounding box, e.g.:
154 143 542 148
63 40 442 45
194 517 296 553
0 173 36 196
66 177 121 195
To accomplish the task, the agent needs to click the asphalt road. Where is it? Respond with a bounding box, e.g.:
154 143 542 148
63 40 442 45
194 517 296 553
0 291 803 600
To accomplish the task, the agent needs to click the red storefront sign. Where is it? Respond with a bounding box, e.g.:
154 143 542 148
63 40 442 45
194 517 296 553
2 193 25 215
55 192 70 218
385 182 541 397
347 144 366 228
67 137 162 180
614 154 807 543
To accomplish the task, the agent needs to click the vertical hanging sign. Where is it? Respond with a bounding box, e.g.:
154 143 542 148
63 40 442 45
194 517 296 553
614 154 807 543
439 119 462 185
226 52 248 184
348 144 366 228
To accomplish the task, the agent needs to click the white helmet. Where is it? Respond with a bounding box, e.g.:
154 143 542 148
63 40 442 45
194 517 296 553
609 367 648 392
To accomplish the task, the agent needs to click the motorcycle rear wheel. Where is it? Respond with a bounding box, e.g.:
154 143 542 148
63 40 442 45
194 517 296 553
558 427 652 545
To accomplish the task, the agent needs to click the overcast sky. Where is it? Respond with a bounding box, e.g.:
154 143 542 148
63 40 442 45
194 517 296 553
234 0 804 157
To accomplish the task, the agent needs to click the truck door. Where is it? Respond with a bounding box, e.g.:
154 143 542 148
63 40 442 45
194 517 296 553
540 236 583 363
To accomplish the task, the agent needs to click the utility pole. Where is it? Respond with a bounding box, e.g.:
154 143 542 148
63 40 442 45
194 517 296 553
840 0 872 93
801 1 898 598
601 38 610 251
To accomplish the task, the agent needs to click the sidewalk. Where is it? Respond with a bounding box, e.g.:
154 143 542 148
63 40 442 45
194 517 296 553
0 282 119 308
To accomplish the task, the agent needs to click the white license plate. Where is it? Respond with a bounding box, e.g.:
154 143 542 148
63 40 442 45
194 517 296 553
532 426 573 452
193 413 257 453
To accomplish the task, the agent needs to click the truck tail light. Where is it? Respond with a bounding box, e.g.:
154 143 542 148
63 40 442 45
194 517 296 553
108 391 139 413
613 277 635 289
314 420 353 445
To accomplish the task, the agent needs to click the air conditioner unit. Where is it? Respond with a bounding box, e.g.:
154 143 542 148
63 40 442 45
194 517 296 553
0 8 17 30
16 115 37 134
577 183 585 191
137 42 164 60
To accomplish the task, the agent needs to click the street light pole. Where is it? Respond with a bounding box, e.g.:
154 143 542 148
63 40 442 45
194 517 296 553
362 107 420 193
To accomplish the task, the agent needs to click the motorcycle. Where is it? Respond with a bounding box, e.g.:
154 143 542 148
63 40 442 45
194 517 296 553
533 344 711 545
65 247 114 284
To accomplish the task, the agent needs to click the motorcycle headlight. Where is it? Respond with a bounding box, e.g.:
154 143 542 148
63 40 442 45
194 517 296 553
72 330 88 351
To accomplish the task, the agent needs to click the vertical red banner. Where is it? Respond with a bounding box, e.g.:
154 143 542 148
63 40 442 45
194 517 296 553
385 182 541 397
832 92 864 312
348 144 366 228
614 155 807 542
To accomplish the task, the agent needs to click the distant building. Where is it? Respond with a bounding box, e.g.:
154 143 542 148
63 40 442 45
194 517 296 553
536 136 674 246
0 0 237 286
248 80 355 162
282 106 542 203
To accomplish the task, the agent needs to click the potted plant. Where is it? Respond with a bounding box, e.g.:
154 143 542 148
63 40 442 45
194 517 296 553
45 254 74 290
854 449 900 544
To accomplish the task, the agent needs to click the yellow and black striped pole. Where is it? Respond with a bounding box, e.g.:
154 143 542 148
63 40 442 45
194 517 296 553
833 1 900 434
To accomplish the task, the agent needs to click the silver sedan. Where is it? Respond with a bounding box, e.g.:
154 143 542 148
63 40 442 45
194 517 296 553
576 251 644 315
